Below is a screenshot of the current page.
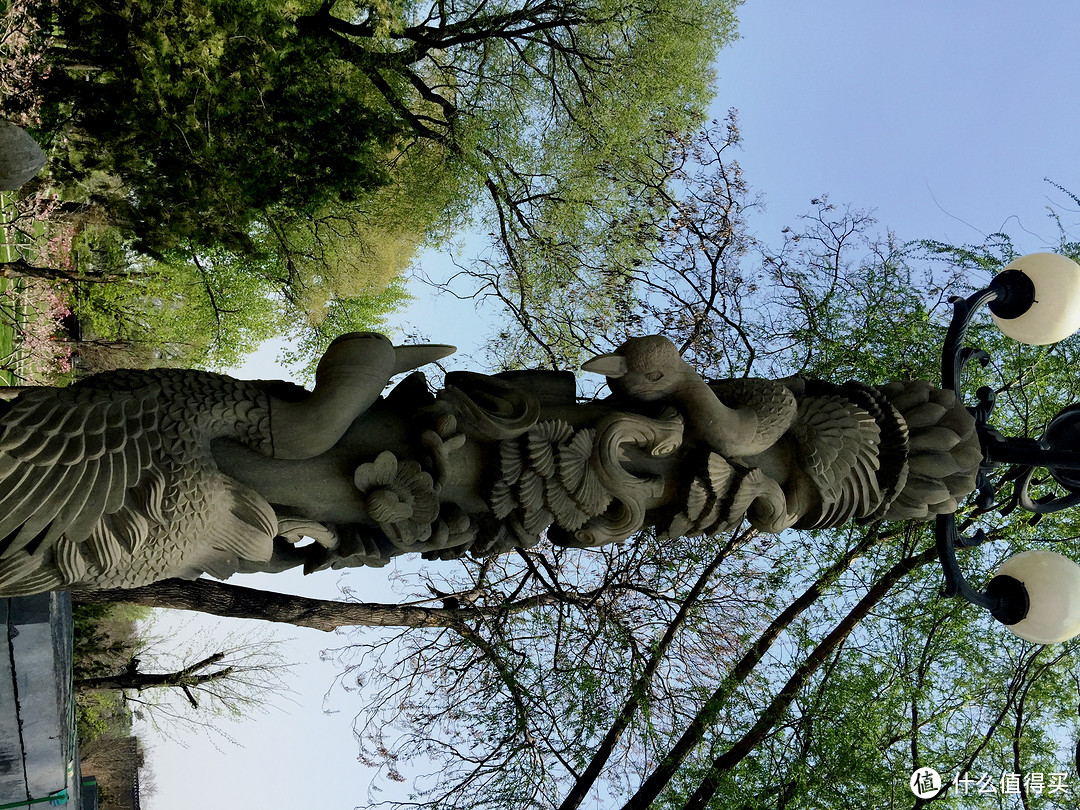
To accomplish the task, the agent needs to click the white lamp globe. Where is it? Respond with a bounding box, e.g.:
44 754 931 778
993 550 1080 643
990 253 1080 345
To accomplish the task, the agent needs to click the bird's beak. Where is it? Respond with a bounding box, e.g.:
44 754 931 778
392 344 456 374
581 353 628 378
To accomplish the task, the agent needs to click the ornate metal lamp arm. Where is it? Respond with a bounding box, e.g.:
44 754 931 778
935 514 1029 624
937 275 1036 625
936 256 1080 640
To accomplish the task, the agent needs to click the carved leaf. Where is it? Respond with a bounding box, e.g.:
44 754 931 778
508 515 540 547
558 428 595 493
571 465 611 515
501 440 524 484
908 451 962 478
491 478 516 519
544 479 590 531
685 476 711 522
534 419 574 443
663 513 693 539
523 505 554 537
884 380 930 413
705 453 735 491
527 432 556 479
903 401 949 429
517 470 545 517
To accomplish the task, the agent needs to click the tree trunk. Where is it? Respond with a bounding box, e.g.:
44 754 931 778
73 578 473 632
620 545 937 810
74 577 574 631
0 258 120 283
75 652 233 694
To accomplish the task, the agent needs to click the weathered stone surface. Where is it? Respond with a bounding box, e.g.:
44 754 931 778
0 333 981 595
0 121 46 190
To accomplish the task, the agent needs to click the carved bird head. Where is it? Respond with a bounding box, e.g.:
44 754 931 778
581 335 699 401
583 335 799 460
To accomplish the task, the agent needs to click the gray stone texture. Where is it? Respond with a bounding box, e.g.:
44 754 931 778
0 122 45 191
0 334 981 596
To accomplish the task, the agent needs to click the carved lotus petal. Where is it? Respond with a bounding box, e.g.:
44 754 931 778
354 451 398 490
393 460 439 523
354 452 439 549
366 488 414 523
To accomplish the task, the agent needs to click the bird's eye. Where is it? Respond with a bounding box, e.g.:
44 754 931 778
644 371 663 382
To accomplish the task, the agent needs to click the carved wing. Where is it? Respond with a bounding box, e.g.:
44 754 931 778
791 394 883 528
0 384 163 594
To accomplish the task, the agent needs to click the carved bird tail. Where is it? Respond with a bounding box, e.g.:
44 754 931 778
0 550 64 595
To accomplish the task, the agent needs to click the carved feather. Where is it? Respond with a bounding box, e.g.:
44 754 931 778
789 392 882 528
0 370 279 594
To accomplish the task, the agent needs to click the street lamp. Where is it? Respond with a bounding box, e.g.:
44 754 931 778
939 252 1080 643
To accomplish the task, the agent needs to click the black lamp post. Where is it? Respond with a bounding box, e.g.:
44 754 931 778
938 253 1080 643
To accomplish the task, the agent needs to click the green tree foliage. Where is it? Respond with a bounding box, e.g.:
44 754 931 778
478 114 761 369
16 0 739 313
279 278 411 379
72 602 149 744
7 0 740 374
292 0 740 324
294 0 741 268
69 226 286 370
62 222 412 375
325 182 1080 808
94 171 1080 807
33 0 402 254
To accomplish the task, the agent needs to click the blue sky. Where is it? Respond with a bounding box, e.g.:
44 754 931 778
136 3 1080 808
716 1 1080 250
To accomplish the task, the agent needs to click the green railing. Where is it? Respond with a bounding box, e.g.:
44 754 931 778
0 788 69 809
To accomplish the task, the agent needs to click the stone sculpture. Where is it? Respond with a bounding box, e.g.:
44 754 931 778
0 121 46 191
0 333 982 596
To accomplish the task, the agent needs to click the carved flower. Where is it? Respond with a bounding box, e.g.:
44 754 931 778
354 452 439 548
